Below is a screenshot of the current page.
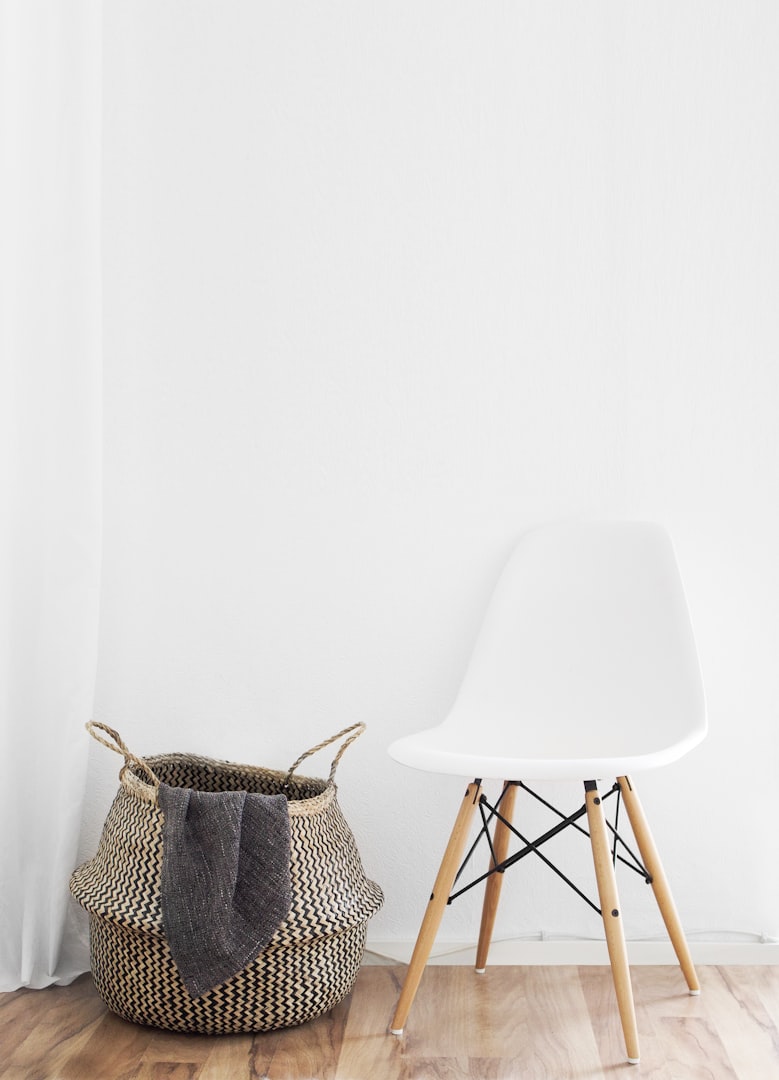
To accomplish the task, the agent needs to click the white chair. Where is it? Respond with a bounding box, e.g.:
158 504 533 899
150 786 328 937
388 521 706 1065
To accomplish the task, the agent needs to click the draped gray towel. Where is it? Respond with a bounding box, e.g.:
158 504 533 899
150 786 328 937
158 783 291 998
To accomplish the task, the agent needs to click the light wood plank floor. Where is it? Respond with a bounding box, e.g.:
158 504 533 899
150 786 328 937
2 965 778 1079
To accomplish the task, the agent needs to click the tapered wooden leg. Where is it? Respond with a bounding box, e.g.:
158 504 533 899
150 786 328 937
618 775 700 994
389 781 482 1035
475 781 518 973
585 781 640 1065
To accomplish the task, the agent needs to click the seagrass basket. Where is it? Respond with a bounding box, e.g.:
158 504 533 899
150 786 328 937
70 722 383 1034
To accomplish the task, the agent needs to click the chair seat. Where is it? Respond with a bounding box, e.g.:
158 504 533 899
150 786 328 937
389 521 706 782
388 721 706 780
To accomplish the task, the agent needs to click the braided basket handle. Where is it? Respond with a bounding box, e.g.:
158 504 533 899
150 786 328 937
284 722 366 787
86 720 161 790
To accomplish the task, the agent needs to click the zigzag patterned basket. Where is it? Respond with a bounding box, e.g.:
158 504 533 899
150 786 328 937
70 722 383 1034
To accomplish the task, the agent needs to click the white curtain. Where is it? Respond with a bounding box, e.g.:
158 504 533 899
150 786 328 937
0 1 102 988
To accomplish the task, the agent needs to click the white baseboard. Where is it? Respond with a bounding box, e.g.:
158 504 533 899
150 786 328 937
365 938 779 967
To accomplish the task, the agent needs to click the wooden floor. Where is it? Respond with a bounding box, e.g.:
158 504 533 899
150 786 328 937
2 965 779 1079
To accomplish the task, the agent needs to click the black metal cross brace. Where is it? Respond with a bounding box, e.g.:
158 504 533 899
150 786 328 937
447 780 652 917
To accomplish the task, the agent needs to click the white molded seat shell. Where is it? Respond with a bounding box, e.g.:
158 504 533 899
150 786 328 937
389 521 706 781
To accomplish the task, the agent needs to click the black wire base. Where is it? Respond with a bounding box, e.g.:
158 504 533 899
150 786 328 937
447 779 653 917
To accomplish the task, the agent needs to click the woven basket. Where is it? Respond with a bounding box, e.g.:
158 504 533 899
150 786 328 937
70 722 383 1034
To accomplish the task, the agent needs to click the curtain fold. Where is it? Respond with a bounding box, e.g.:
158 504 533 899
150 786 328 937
0 1 102 989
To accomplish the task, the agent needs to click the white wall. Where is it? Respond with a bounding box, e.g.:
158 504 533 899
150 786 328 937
85 2 779 959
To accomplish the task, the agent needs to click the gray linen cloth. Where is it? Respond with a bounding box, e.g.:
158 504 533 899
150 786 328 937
158 782 291 998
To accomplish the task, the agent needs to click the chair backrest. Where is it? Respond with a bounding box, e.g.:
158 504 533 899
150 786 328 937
442 521 706 764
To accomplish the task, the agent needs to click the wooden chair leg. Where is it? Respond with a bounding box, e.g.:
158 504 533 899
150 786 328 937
389 780 482 1035
618 775 700 994
585 781 640 1065
475 780 517 973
